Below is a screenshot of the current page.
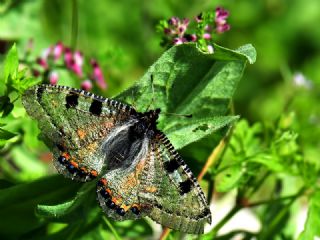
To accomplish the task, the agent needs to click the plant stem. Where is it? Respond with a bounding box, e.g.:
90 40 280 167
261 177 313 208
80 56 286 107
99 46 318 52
210 205 241 238
247 188 305 208
159 228 171 240
259 186 306 240
104 217 122 240
71 0 78 48
197 134 228 182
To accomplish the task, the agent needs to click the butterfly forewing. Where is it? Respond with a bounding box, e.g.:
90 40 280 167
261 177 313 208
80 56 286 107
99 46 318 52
22 84 133 182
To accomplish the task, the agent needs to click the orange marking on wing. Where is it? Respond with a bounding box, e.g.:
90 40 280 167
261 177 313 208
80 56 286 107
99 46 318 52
70 161 79 168
112 197 122 205
135 159 146 175
62 152 71 160
103 121 114 129
87 142 98 152
100 178 108 186
77 129 86 139
145 186 157 193
121 204 130 211
131 203 141 210
90 170 98 177
121 173 138 193
106 188 112 195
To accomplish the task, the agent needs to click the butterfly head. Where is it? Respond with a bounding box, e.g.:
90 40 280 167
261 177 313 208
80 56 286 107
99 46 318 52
132 108 161 139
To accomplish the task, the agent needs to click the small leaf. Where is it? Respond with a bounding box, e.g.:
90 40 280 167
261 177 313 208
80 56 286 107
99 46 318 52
1 101 14 117
215 164 243 192
0 127 17 140
298 191 320 240
4 43 18 83
0 96 10 110
0 175 81 237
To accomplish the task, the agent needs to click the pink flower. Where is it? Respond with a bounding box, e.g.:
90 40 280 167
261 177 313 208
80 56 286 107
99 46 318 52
215 7 230 34
184 34 197 42
72 51 84 77
64 48 73 68
168 17 179 26
64 48 83 77
53 42 64 61
195 13 203 23
91 59 107 89
81 80 93 91
173 37 184 45
36 57 48 69
49 71 58 85
216 24 230 33
215 7 229 24
32 69 40 77
203 33 211 39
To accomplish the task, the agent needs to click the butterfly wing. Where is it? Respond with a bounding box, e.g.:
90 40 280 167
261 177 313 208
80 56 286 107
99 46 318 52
139 132 211 234
22 84 134 182
95 129 211 234
96 136 153 221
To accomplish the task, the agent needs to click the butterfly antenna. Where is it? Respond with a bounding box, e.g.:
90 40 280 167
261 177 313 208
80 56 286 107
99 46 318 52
130 89 138 111
162 112 193 118
145 74 156 111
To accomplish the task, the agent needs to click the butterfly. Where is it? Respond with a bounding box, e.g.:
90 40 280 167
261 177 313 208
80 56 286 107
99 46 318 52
22 84 211 234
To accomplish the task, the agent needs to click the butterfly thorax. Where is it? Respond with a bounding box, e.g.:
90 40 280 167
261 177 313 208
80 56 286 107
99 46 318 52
130 108 161 139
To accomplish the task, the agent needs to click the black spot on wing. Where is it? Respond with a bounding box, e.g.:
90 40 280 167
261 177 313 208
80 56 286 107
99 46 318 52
179 179 193 195
36 86 44 102
65 93 79 108
164 159 180 173
89 99 103 116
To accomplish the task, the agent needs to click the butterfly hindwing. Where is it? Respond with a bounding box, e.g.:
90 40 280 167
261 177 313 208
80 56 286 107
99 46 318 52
138 133 211 234
22 84 133 182
94 127 211 233
96 136 152 221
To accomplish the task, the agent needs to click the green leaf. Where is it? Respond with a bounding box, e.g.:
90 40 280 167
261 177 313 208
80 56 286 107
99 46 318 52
0 175 81 238
298 190 320 240
0 127 17 140
3 43 18 83
36 181 96 221
116 43 255 148
166 116 239 150
0 127 17 148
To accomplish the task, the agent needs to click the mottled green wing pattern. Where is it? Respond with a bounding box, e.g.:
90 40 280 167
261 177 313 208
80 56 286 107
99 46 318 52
139 132 211 234
22 84 134 182
96 138 152 221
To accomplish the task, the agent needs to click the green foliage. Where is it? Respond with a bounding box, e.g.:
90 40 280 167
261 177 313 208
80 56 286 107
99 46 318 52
0 40 255 238
298 191 320 240
0 1 320 239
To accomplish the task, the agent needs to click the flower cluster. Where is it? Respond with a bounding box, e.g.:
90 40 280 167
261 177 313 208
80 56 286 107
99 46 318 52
158 6 230 53
26 41 107 91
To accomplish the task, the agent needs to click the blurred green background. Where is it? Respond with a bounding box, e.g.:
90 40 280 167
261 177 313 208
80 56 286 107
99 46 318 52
0 0 320 239
1 0 319 119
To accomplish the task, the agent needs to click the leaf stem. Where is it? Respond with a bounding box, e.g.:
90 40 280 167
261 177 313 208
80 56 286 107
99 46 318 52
103 217 122 240
71 0 78 48
247 187 305 207
210 205 241 238
258 186 306 240
159 227 171 240
197 135 228 182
